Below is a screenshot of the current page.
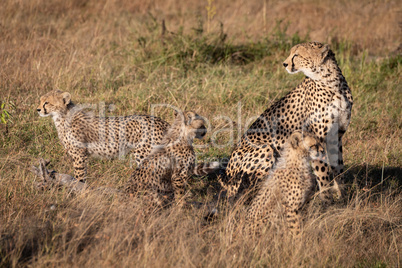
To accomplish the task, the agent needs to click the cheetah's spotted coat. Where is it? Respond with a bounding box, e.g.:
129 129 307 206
125 111 210 206
246 132 325 235
37 90 169 181
222 42 353 203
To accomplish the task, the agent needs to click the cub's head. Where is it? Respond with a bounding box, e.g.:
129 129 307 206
175 110 207 140
289 132 325 160
37 90 72 117
282 42 331 80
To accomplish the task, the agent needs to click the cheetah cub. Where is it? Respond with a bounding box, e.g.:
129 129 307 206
246 131 325 236
224 42 353 204
125 110 212 207
37 90 169 181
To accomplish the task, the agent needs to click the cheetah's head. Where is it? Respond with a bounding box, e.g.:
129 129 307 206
37 90 72 118
282 42 330 80
175 110 207 140
289 132 325 161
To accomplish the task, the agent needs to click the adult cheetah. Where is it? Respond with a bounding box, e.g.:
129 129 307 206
37 89 169 181
124 111 214 206
245 131 325 236
222 42 353 203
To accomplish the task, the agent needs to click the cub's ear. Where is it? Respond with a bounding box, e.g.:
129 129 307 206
186 113 193 125
61 92 71 105
173 109 186 124
173 109 182 118
290 132 303 149
320 44 330 63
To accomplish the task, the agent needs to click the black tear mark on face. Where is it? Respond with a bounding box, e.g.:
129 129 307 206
291 54 298 71
43 102 49 114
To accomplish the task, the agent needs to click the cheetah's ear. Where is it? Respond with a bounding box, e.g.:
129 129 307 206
290 132 303 149
173 109 187 124
320 44 330 63
186 113 193 125
61 92 71 105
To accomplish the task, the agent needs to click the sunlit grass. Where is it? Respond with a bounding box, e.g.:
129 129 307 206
0 0 401 266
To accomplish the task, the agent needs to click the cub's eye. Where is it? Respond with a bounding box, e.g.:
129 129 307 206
44 102 49 105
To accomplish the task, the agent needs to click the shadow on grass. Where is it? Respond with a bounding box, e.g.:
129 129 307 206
190 162 402 203
344 164 401 192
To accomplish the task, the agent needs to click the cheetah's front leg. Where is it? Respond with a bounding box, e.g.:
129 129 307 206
171 168 190 202
313 133 345 203
331 137 345 199
285 206 301 236
69 148 88 182
147 186 171 207
311 159 333 204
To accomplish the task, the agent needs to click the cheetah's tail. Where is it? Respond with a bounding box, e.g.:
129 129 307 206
193 161 221 176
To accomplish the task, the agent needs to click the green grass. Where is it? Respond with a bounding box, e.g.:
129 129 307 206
0 1 401 266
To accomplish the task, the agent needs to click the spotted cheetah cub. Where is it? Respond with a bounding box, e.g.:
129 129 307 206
246 131 325 236
37 89 169 181
223 42 353 204
125 110 212 207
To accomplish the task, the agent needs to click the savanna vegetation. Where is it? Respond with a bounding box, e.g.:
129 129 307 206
0 0 401 266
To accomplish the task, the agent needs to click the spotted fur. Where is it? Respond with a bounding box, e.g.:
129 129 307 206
37 90 169 181
246 132 325 235
222 42 353 204
125 111 208 206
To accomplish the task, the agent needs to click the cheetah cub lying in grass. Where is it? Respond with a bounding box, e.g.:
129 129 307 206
125 110 216 207
37 89 169 181
246 131 325 236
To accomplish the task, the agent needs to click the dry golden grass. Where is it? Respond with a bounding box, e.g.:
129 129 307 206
1 170 401 266
0 0 401 266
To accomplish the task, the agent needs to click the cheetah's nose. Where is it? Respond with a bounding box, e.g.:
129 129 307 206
283 63 288 68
